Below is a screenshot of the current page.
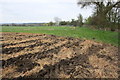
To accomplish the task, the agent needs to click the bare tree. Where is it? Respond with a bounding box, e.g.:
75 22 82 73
54 17 61 26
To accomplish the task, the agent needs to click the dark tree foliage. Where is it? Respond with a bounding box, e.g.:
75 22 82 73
70 19 78 26
48 22 55 26
59 21 68 26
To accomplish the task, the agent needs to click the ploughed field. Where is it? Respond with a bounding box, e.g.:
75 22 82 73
1 32 119 79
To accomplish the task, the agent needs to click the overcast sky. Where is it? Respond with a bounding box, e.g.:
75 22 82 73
0 0 93 23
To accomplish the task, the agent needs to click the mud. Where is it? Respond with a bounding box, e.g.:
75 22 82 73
1 32 119 79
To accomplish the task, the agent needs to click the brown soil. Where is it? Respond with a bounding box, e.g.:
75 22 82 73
1 32 119 79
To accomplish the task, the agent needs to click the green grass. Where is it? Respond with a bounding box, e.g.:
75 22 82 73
1 26 119 46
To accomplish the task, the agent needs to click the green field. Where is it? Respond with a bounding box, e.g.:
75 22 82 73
1 26 119 46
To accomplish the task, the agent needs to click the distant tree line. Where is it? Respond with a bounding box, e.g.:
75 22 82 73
1 23 51 26
1 23 26 26
48 14 83 27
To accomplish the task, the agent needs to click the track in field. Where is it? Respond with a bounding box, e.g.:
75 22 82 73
1 32 119 79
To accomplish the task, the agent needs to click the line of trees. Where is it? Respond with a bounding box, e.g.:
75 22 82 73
49 14 83 27
1 23 50 26
78 0 120 31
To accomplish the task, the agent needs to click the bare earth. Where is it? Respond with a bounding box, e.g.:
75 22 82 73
0 32 119 79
